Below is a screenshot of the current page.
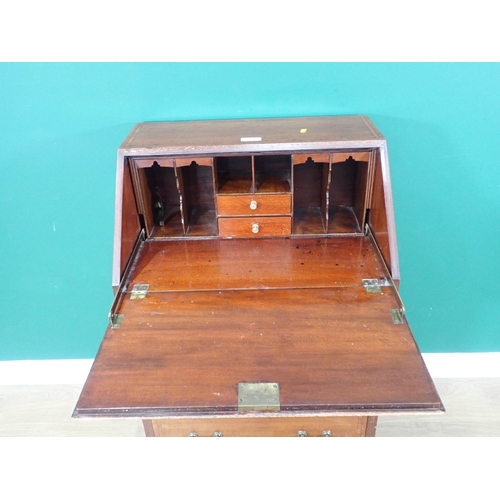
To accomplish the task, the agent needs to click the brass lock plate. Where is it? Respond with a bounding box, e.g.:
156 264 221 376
238 382 280 412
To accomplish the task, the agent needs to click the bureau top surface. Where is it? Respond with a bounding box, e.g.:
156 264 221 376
119 115 385 154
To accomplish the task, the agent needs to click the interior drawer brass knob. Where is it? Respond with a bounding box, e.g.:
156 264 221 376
250 200 258 210
252 223 259 234
322 430 332 437
213 431 223 437
297 430 308 437
188 432 198 437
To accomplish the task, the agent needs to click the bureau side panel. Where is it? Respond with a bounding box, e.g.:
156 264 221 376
115 157 141 287
368 147 400 280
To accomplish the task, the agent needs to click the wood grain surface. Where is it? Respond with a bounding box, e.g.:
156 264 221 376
119 161 141 277
74 285 441 418
217 194 291 216
218 216 291 238
368 149 392 271
145 415 371 437
120 116 383 152
126 236 385 292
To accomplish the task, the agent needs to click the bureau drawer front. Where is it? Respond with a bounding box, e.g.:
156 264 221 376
218 216 291 237
217 194 291 216
145 416 372 437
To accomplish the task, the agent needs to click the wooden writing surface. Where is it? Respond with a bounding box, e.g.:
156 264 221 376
74 237 442 419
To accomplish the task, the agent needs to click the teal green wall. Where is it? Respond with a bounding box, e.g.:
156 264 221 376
1 63 499 360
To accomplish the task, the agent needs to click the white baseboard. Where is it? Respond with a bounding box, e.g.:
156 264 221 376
0 353 499 385
0 359 93 385
419 352 500 378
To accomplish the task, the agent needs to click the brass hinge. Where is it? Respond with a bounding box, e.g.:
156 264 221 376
390 308 404 324
108 229 146 329
362 278 382 294
364 224 406 318
131 284 149 300
110 313 124 329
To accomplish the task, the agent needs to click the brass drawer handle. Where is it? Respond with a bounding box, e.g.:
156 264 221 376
213 431 223 437
188 432 198 437
250 200 258 210
297 430 307 437
322 430 332 437
252 223 259 234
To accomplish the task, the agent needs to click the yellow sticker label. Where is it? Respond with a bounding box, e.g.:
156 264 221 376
300 128 307 133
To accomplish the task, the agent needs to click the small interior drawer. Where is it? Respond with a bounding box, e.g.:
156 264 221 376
218 216 291 237
217 194 291 216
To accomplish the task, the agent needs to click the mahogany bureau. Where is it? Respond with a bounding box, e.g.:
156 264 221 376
73 115 444 436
